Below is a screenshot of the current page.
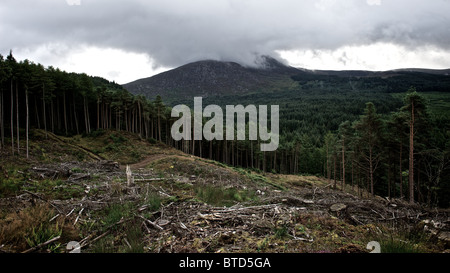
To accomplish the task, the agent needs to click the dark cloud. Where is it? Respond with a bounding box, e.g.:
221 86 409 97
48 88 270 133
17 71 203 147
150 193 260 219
1 0 450 68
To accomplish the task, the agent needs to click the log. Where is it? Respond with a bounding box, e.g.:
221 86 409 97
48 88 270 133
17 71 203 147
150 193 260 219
134 178 164 182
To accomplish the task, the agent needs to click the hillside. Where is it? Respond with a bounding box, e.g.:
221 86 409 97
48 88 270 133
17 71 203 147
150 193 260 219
123 56 450 106
1 129 449 253
123 56 301 105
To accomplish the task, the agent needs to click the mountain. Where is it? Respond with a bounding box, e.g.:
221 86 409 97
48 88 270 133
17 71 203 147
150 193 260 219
123 56 300 105
123 55 450 105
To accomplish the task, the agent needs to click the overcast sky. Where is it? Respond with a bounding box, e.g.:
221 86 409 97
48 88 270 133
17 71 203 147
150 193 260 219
1 0 450 84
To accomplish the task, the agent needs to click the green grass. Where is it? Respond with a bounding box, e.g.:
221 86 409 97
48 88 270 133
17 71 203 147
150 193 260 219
194 184 257 207
25 222 62 253
144 192 163 212
103 203 134 228
377 237 423 253
22 179 85 200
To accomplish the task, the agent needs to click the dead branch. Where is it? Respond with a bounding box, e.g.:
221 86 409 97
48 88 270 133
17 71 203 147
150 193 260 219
22 190 63 214
137 215 164 231
21 236 61 253
134 178 165 182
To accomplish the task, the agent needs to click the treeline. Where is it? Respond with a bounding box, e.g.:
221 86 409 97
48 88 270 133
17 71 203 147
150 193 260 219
1 52 449 207
0 52 173 155
291 71 450 93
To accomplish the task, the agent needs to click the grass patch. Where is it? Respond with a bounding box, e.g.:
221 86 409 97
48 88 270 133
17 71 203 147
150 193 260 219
144 192 163 212
23 179 85 200
25 222 62 253
194 184 257 207
377 237 422 253
0 178 23 197
0 204 79 252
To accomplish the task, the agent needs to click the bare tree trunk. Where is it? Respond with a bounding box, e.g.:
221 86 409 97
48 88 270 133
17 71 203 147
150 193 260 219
251 141 254 169
351 161 354 192
97 97 100 130
399 144 403 199
333 156 337 189
26 88 29 158
84 96 90 134
409 101 415 203
11 79 14 155
209 140 213 159
326 144 330 183
342 139 345 191
158 109 161 141
73 96 79 135
43 84 47 138
50 100 54 133
370 148 374 196
63 92 68 135
0 89 3 149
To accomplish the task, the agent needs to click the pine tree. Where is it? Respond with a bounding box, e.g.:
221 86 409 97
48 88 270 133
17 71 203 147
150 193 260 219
402 87 428 203
338 120 353 191
354 102 383 196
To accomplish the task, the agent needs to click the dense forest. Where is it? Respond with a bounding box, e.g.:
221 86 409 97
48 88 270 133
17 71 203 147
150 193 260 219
1 52 449 207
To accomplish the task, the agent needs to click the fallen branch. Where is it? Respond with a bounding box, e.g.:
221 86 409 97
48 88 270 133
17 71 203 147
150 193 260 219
22 190 63 214
371 209 386 220
22 236 61 253
137 215 164 231
134 178 165 182
68 173 91 182
289 234 314 242
79 217 132 249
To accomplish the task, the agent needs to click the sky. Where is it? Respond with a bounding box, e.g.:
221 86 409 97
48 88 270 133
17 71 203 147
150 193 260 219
1 0 450 84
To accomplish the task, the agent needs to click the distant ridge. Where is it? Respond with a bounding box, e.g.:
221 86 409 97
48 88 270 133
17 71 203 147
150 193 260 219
123 56 450 104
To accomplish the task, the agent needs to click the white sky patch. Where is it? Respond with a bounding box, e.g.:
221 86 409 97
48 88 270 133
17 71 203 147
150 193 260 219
366 0 381 6
277 43 450 71
66 0 81 6
14 45 170 84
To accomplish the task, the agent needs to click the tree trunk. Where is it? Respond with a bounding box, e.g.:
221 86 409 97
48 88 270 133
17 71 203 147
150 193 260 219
63 92 68 135
399 143 403 199
97 97 100 130
369 147 374 196
158 109 161 141
43 84 47 138
409 101 415 203
351 161 354 192
50 100 54 133
0 88 3 149
326 144 330 183
342 139 345 191
73 96 79 135
11 79 14 155
26 88 29 158
333 156 337 189
84 96 90 134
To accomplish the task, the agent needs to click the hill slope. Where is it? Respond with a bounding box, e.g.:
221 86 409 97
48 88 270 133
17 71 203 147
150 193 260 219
123 56 450 106
1 129 449 253
123 56 300 104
